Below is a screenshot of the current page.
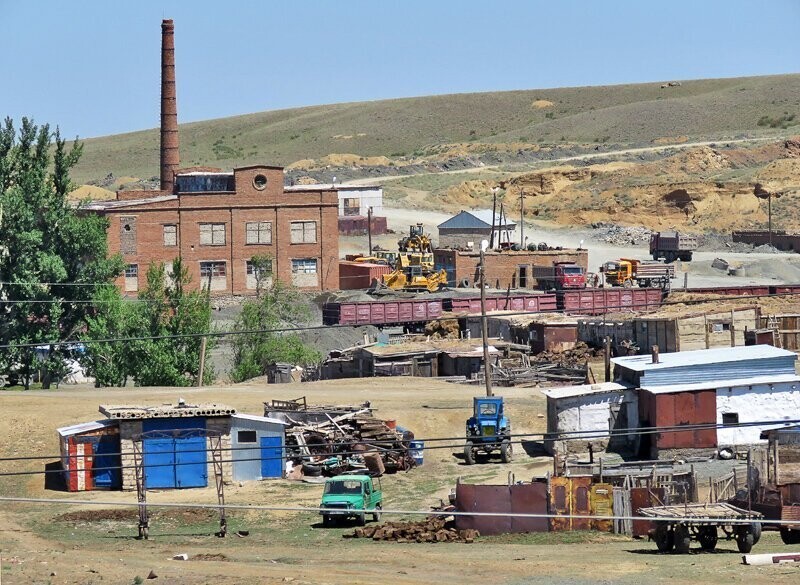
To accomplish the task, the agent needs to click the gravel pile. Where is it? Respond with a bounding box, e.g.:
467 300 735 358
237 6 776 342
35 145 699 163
590 222 652 246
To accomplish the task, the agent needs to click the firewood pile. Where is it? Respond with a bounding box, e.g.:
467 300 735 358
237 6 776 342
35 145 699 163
347 517 479 543
531 341 597 368
267 398 415 475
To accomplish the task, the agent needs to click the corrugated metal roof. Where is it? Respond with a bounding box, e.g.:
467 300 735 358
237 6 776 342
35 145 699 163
57 419 116 437
541 381 632 400
231 413 288 426
437 210 516 230
611 345 796 372
640 374 800 395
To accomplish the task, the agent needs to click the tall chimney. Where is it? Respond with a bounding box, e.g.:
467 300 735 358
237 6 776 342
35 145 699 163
160 19 179 192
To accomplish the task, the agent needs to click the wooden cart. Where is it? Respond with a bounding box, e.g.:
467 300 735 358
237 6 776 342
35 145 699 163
638 502 764 554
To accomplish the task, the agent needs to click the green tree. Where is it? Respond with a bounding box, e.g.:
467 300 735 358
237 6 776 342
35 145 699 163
82 285 138 387
230 269 321 383
0 117 122 388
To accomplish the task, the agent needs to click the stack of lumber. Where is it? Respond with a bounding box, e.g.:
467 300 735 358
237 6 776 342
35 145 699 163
348 518 479 543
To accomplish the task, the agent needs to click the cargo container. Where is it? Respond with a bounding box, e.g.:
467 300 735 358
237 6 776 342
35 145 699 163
557 288 663 315
322 299 444 326
338 261 392 290
445 293 557 314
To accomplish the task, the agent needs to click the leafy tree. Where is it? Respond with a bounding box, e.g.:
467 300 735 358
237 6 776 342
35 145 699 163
0 117 122 388
230 264 321 383
82 285 138 387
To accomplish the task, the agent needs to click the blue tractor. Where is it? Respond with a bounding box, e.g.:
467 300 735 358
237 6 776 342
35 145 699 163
464 396 512 465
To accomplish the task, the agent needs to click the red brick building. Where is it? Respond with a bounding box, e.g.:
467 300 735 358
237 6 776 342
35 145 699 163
87 166 339 295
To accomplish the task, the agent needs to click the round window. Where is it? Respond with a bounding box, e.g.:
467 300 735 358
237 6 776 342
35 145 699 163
253 174 268 190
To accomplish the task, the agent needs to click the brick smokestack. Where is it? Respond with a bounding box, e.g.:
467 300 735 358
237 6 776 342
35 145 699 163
160 19 179 192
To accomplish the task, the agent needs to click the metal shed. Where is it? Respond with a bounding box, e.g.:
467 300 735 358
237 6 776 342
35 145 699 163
57 420 121 491
230 414 287 481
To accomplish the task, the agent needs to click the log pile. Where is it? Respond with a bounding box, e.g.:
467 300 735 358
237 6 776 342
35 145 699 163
348 517 479 543
531 341 597 368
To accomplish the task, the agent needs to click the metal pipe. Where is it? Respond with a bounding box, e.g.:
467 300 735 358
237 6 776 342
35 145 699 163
480 248 492 397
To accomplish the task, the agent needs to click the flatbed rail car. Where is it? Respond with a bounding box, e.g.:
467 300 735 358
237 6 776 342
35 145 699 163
639 502 763 554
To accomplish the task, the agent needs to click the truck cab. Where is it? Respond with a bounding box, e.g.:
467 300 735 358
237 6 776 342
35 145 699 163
320 474 382 527
554 262 586 289
464 396 512 464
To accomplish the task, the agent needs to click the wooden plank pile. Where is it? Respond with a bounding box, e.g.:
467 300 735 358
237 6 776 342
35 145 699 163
347 517 480 543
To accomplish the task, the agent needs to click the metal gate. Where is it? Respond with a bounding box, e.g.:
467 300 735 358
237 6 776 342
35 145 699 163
142 418 208 489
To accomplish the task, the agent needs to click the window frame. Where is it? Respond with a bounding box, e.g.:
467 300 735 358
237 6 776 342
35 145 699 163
291 258 318 274
124 264 138 278
722 412 739 426
290 220 318 244
200 261 227 278
245 221 273 245
237 430 257 443
162 224 178 247
199 222 226 246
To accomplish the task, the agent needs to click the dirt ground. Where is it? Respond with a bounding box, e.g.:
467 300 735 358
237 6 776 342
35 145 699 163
1 379 798 584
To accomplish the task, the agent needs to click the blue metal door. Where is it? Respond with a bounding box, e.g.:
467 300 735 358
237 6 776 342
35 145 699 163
143 438 177 488
92 435 121 489
175 436 207 488
142 418 208 489
260 436 283 478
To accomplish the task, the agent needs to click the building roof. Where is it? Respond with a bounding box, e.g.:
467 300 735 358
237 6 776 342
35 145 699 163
57 419 116 437
231 413 289 426
541 381 632 400
611 345 796 372
640 374 800 394
99 403 236 420
81 194 177 211
437 209 516 230
284 184 379 192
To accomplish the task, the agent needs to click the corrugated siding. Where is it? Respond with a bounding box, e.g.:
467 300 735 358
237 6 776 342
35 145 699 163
639 356 797 386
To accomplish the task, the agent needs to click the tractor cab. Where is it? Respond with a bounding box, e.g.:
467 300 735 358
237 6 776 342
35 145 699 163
464 396 512 465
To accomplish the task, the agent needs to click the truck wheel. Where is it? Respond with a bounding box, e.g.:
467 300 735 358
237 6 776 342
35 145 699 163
652 253 660 261
322 514 334 528
357 512 366 527
654 522 674 552
780 527 800 545
736 526 755 553
464 441 475 465
373 504 382 523
697 526 718 550
674 524 691 554
623 279 633 288
500 441 512 463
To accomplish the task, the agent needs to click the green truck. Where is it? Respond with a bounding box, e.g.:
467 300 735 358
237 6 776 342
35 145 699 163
319 474 382 527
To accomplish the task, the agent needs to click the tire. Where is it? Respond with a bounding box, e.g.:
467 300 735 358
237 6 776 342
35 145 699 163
654 523 674 552
500 440 512 463
736 526 755 554
357 512 366 527
674 524 691 554
322 514 334 528
697 526 718 551
372 504 382 523
302 463 322 477
464 441 475 465
652 253 660 261
622 279 633 288
780 527 800 545
751 522 762 545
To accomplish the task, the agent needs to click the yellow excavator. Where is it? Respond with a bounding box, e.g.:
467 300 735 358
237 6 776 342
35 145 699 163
374 224 447 292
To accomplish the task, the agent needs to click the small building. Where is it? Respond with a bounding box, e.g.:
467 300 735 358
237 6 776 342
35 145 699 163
57 420 121 491
230 414 287 481
355 343 441 377
434 248 588 290
289 184 388 236
541 382 638 455
439 344 500 379
437 209 516 250
463 312 578 354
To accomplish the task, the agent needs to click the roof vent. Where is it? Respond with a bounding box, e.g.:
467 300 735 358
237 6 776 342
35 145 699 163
651 345 660 364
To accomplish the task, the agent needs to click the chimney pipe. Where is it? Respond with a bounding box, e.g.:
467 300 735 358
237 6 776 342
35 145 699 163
651 345 660 364
160 19 179 192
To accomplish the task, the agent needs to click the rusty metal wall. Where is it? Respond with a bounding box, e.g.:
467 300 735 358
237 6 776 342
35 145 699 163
455 482 548 535
550 476 592 531
630 487 666 537
590 483 614 532
650 389 716 450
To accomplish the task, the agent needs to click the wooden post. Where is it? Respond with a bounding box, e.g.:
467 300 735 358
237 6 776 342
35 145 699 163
480 248 493 397
730 309 736 347
490 192 497 249
197 336 208 387
367 206 373 254
683 272 688 290
704 314 710 349
604 336 611 382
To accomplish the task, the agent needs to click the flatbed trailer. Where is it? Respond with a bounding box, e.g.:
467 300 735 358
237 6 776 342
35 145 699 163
638 502 763 554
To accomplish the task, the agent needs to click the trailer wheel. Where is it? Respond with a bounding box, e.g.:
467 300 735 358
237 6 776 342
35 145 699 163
500 440 512 463
464 441 475 465
654 522 674 552
751 521 762 544
736 526 755 553
780 527 800 545
697 526 718 551
674 524 691 554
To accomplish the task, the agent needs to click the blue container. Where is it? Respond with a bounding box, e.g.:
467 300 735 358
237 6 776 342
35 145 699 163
409 440 424 466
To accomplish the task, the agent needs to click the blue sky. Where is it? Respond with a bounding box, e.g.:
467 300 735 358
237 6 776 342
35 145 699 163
2 0 798 139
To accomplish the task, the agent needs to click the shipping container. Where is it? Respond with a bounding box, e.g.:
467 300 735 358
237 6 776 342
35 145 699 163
338 261 392 290
557 288 663 315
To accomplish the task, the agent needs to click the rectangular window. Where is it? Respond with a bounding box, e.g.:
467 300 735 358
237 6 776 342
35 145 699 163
710 322 731 333
200 261 227 278
290 221 317 244
722 412 739 426
245 221 272 245
124 264 139 278
343 197 360 216
163 224 177 247
124 264 138 292
237 430 257 443
291 258 318 274
246 259 273 276
199 223 226 246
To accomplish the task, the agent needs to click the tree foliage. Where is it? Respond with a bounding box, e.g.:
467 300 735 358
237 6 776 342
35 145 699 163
0 117 122 387
230 259 321 383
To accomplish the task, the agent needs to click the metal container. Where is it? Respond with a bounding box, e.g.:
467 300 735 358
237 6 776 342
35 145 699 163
338 261 392 290
557 288 663 315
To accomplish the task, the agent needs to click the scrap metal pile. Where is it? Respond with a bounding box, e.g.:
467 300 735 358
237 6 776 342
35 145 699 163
347 517 479 543
265 397 415 476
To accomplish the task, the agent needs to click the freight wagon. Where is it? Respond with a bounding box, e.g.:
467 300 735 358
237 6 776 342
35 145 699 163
322 299 444 327
557 288 664 315
445 293 557 313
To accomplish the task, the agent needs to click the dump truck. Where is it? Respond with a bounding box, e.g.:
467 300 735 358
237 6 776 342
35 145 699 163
650 231 698 262
464 396 512 465
320 474 383 527
601 258 675 290
533 262 586 290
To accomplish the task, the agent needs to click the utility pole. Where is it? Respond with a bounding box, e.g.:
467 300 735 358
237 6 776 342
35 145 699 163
518 189 526 249
480 248 493 397
197 336 207 387
367 206 373 253
490 188 498 249
768 192 772 247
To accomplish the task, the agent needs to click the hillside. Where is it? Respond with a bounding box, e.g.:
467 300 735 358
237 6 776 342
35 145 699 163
70 74 800 184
